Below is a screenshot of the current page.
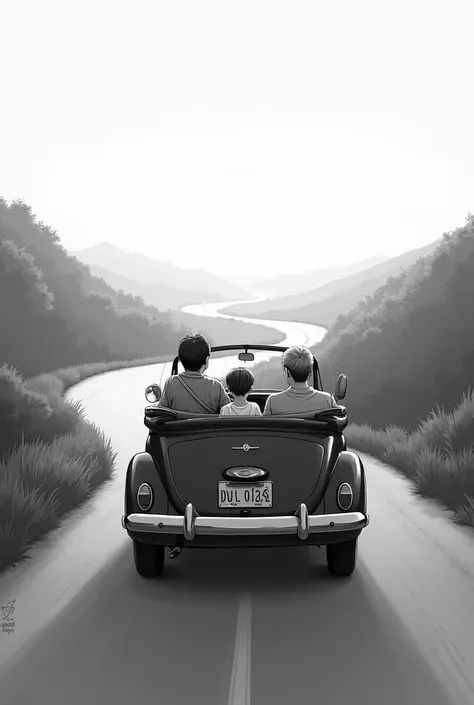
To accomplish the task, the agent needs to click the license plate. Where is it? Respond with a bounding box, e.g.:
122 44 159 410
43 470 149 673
218 482 273 508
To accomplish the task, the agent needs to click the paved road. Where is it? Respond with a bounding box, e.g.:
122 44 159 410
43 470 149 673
1 306 474 704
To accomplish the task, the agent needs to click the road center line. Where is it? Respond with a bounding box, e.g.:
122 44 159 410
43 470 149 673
227 591 252 705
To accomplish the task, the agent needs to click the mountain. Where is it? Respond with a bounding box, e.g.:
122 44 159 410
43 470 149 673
84 263 225 311
249 255 389 298
252 214 474 431
72 242 250 301
0 199 192 377
221 240 440 321
255 240 441 328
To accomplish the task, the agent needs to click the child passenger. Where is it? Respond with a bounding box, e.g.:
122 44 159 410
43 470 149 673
220 368 262 416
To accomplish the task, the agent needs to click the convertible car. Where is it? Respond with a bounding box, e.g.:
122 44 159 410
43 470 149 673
121 345 370 579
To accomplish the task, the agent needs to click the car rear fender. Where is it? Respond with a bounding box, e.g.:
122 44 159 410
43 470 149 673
323 451 366 514
125 452 168 516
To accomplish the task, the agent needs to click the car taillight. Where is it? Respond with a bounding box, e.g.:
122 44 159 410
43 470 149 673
337 483 353 511
137 483 153 511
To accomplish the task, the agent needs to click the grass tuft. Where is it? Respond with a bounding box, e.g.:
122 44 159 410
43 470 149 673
346 387 474 528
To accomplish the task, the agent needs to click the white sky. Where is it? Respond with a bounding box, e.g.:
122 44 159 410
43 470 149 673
0 0 473 281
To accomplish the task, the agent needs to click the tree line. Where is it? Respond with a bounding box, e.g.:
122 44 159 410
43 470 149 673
0 198 191 378
315 213 474 430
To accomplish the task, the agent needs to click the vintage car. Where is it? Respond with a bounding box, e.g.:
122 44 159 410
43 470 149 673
121 344 369 579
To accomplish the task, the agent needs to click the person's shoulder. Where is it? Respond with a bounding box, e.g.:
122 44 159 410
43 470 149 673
267 390 287 399
314 390 336 404
205 375 226 388
162 375 174 389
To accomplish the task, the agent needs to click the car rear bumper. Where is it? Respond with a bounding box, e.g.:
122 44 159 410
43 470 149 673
121 503 370 541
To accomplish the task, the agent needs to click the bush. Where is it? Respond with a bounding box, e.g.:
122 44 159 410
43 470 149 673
346 388 474 529
0 480 59 572
344 424 388 456
0 422 116 573
452 496 474 526
0 364 84 461
413 447 474 509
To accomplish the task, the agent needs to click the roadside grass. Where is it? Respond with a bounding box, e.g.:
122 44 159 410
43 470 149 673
0 354 172 575
23 354 175 397
345 389 474 528
0 425 117 573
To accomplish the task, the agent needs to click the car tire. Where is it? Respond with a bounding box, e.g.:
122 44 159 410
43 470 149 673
133 541 165 577
326 539 358 577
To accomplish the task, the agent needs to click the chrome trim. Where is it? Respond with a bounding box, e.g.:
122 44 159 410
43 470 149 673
231 444 260 451
137 483 153 511
184 503 198 540
224 467 266 479
123 506 370 538
121 515 126 529
295 503 309 540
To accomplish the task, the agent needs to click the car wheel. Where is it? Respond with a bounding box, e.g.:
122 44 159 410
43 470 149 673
326 539 358 577
133 541 165 577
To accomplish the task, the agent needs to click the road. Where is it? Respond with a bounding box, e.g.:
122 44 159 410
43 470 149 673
1 301 474 704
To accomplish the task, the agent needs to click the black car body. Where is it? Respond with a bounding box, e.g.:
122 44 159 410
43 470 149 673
121 345 370 578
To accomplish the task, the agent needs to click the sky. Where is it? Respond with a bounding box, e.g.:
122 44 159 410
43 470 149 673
0 0 473 283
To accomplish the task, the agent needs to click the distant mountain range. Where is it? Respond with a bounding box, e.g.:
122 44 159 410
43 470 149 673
222 239 441 326
249 255 389 298
71 242 251 309
84 263 231 311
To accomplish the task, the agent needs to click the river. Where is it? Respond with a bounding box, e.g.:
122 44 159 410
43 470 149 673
179 298 327 386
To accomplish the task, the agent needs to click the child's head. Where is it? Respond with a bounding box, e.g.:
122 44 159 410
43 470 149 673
178 334 211 371
226 367 254 397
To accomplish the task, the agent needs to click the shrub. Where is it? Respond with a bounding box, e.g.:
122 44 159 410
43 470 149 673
0 479 59 573
452 496 474 527
0 364 85 461
413 447 474 509
344 424 387 456
0 421 116 573
443 388 474 454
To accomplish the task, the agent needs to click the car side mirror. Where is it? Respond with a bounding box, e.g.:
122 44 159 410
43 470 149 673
145 383 162 403
335 374 348 401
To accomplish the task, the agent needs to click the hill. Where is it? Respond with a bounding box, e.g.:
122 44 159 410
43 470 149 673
222 240 439 321
0 199 282 379
252 213 474 432
256 240 440 328
249 255 389 298
0 199 196 377
73 242 250 301
85 263 225 311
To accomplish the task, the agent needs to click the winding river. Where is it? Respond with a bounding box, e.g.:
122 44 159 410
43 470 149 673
179 298 327 385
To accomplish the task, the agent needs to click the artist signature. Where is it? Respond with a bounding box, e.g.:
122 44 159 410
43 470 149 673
1 599 16 635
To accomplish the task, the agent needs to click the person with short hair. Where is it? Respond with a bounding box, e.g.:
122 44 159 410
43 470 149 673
263 345 336 415
220 367 262 416
159 334 231 413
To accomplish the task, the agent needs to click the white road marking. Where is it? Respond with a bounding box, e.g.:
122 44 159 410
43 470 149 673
228 591 252 705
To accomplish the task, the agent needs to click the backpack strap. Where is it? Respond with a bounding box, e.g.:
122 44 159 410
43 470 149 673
175 376 217 414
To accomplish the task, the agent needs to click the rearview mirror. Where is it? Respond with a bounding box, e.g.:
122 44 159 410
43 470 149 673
145 383 162 403
335 374 348 401
238 352 255 361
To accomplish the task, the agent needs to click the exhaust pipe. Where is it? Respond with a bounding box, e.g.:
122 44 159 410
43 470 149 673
169 542 183 559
